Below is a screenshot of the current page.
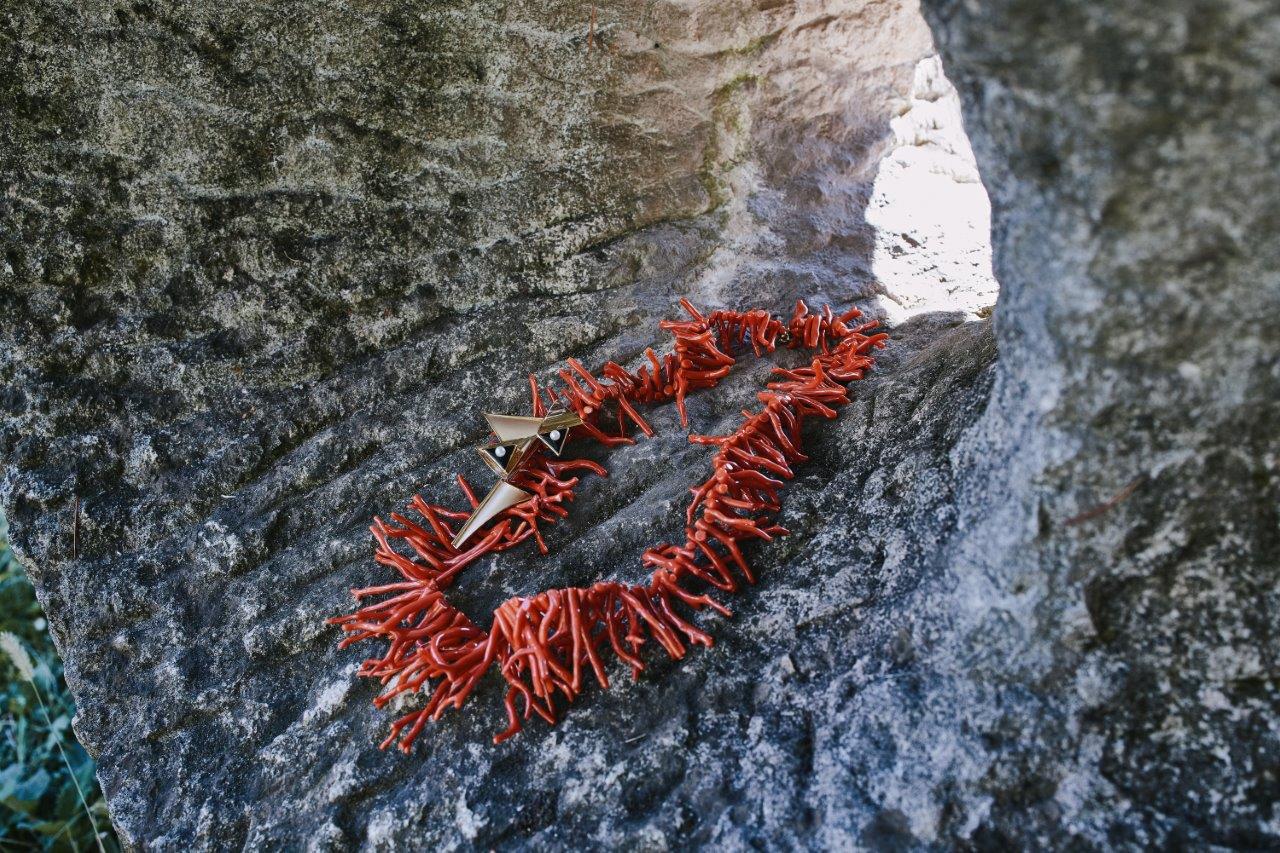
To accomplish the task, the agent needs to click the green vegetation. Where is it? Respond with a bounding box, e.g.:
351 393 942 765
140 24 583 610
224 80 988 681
0 513 118 852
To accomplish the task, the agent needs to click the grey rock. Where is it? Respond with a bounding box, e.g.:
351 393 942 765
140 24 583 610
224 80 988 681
1 0 1276 850
921 0 1280 846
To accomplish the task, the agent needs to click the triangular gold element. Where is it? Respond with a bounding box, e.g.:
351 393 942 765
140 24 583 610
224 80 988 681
451 480 532 549
538 410 583 432
478 437 535 478
536 428 571 456
484 413 545 442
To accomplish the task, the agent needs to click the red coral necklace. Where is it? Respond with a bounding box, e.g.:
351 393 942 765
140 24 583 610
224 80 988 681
331 300 887 750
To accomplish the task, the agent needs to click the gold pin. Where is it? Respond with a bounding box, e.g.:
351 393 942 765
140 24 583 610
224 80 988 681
452 408 586 548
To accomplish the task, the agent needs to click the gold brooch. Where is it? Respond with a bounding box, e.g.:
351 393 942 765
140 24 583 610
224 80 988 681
451 409 583 548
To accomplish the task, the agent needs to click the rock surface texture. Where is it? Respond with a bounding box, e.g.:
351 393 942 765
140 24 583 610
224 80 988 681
923 0 1280 846
1 0 1275 850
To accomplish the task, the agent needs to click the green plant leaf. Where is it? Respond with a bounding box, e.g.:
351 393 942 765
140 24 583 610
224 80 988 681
3 767 51 814
0 763 22 800
30 818 71 836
